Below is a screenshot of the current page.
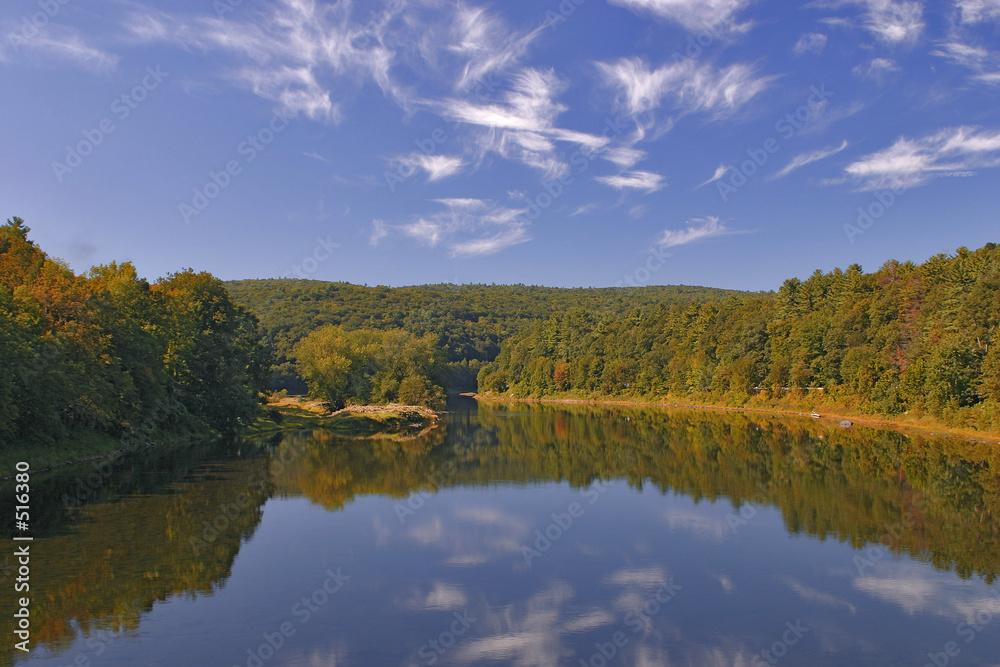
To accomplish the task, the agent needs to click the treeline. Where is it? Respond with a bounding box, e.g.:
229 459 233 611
0 218 272 449
226 278 743 390
479 243 1000 429
295 326 448 409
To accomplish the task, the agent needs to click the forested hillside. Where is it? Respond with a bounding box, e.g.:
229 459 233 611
226 279 744 390
0 218 271 450
479 243 1000 430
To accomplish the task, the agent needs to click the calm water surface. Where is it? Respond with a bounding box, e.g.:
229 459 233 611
2 397 999 666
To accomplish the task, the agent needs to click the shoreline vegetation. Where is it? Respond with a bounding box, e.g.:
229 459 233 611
472 392 1000 445
477 243 1000 437
2 397 442 476
6 215 1000 470
255 394 441 437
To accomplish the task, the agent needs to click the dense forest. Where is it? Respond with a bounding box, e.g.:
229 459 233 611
294 326 449 409
7 213 1000 447
0 218 271 450
226 278 743 391
479 243 1000 430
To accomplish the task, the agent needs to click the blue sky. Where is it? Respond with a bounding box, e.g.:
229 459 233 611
1 0 999 291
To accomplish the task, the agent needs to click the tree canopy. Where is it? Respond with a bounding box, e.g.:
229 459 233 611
226 278 745 390
294 326 447 409
0 218 272 448
479 243 1000 430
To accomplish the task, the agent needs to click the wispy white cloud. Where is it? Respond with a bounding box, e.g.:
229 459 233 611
794 32 828 55
3 26 118 74
239 65 340 122
606 0 754 34
596 57 774 119
975 71 1000 84
454 582 575 665
369 219 388 246
771 139 849 179
400 582 469 611
438 67 607 177
602 146 646 169
629 204 650 218
932 41 1000 85
658 216 739 248
446 4 544 91
852 57 900 82
809 0 923 43
698 164 731 187
819 16 855 28
604 565 670 589
843 125 1000 190
956 0 1000 23
399 154 466 182
663 510 730 542
799 100 866 136
782 578 857 614
450 228 530 256
932 41 990 68
379 198 531 257
432 197 489 210
123 0 545 122
124 0 403 121
595 170 665 192
303 151 330 162
858 0 924 43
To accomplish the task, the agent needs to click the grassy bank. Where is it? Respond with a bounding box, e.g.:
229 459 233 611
253 395 441 437
473 391 1000 446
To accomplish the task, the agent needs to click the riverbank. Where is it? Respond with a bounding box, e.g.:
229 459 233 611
471 392 1000 446
1 398 440 477
0 425 206 478
254 395 441 436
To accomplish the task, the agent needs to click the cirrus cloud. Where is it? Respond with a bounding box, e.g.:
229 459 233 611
843 125 1000 190
607 0 754 34
658 216 743 248
374 198 532 257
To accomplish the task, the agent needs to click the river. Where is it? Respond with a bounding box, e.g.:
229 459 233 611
2 396 999 666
